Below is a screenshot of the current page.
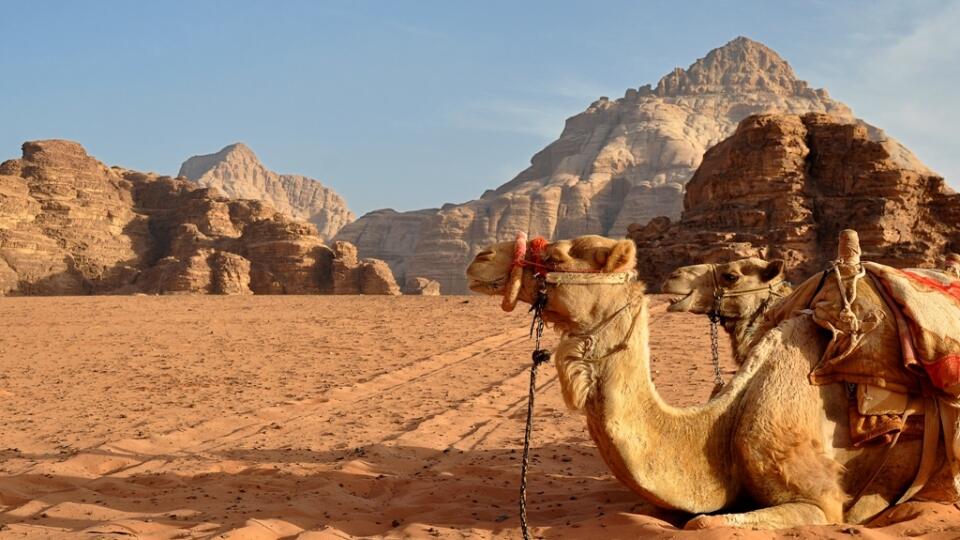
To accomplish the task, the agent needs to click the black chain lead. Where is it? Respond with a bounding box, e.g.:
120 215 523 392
520 276 550 540
709 291 725 394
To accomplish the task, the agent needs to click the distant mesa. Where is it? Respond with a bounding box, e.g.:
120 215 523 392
0 140 396 296
336 36 856 294
179 143 354 241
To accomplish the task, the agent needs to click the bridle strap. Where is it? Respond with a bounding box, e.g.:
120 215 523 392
709 263 787 298
544 270 637 285
707 263 788 321
567 295 644 360
509 233 639 286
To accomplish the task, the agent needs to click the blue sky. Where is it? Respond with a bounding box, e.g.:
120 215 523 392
1 1 957 215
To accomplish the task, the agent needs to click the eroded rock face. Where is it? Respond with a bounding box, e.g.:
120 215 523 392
404 276 441 296
0 140 396 296
336 36 853 293
179 143 354 241
330 241 401 295
629 113 960 287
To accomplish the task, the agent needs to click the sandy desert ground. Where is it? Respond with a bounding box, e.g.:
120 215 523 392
2 295 960 539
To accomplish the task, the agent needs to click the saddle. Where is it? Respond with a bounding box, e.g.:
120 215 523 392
762 231 960 504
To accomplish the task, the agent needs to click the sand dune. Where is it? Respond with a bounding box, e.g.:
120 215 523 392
1 296 958 538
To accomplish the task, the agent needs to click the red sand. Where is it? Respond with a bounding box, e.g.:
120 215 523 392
1 295 958 538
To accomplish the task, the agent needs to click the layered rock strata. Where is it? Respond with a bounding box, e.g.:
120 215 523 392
629 113 960 287
0 140 395 295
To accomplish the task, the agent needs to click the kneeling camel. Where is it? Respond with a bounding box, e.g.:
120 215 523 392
466 234 945 529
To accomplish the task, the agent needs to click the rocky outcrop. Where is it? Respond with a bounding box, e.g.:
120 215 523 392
0 140 397 296
336 36 854 293
330 241 400 295
335 208 436 283
628 113 960 287
403 276 441 296
179 143 353 240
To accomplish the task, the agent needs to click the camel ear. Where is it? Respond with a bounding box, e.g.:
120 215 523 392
501 265 524 312
603 240 636 273
762 259 785 282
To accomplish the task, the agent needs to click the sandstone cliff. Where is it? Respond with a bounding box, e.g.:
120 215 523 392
179 143 354 241
0 140 397 296
336 36 853 293
629 113 959 287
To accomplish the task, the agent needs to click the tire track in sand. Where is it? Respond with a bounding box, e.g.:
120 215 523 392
18 327 530 480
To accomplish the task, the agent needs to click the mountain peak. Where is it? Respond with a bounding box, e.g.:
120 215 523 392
220 142 256 159
177 143 354 240
650 36 813 97
178 142 261 180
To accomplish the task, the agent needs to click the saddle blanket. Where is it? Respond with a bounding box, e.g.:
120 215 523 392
865 262 960 396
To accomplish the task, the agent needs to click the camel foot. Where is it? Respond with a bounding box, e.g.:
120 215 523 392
683 514 727 529
685 502 832 529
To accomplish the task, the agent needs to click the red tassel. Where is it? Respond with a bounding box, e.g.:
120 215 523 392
512 232 528 268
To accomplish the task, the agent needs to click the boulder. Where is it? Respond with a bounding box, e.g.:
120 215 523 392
404 276 441 296
330 240 400 295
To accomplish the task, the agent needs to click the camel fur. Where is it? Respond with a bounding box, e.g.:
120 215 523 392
466 234 947 529
662 257 793 363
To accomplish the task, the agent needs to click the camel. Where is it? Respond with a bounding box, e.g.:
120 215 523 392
661 257 793 363
466 234 945 529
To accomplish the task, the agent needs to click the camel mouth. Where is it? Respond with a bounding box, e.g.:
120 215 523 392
665 290 695 312
467 276 507 295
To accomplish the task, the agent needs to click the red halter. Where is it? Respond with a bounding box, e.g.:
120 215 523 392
511 232 551 277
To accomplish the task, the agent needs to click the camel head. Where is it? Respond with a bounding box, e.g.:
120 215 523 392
466 234 640 332
662 257 788 320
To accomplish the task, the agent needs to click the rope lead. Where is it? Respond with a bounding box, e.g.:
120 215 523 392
520 276 550 540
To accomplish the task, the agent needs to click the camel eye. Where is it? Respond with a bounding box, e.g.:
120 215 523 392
722 272 739 283
475 249 494 261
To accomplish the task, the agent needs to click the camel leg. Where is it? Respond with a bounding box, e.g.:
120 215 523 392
684 501 831 530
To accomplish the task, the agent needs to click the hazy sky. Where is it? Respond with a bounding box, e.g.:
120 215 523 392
1 1 957 215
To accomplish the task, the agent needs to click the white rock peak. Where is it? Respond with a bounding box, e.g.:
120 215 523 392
179 143 354 241
337 36 854 294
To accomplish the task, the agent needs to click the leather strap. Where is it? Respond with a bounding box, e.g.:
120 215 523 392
847 402 913 510
896 396 941 504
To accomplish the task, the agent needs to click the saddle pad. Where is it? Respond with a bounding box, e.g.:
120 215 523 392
865 263 960 396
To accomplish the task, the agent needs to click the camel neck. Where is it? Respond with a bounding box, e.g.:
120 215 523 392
725 308 764 362
565 298 749 513
724 292 786 361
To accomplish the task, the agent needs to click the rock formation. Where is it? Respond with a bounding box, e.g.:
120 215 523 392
629 113 960 287
403 276 441 296
179 143 353 240
336 36 853 293
329 241 400 295
0 140 396 296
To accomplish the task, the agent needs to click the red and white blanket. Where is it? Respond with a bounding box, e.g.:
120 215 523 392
865 262 960 396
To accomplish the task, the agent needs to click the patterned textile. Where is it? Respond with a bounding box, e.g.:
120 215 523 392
865 263 960 396
778 261 960 501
